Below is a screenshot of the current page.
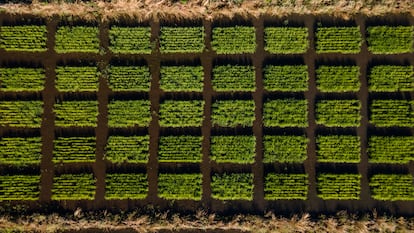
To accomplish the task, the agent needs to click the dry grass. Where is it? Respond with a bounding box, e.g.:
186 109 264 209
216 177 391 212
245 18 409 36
0 0 413 22
0 209 414 233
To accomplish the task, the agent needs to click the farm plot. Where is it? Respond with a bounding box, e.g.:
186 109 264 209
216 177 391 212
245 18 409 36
368 65 413 92
317 174 361 200
159 100 204 127
0 137 42 165
263 99 308 127
0 101 43 128
263 65 308 92
265 174 308 200
159 27 204 53
108 100 151 127
316 66 360 92
158 173 202 200
0 175 40 200
370 100 414 127
54 100 98 127
212 26 256 54
316 135 360 163
108 66 151 92
105 136 149 163
55 26 99 53
53 137 96 163
316 100 360 127
210 136 255 164
368 136 414 164
211 173 254 200
52 173 95 200
0 67 45 91
0 25 47 52
367 26 414 54
211 100 255 127
263 135 308 163
105 173 148 200
212 65 255 92
316 26 361 53
56 66 99 92
264 27 308 54
158 136 203 163
160 66 204 92
370 174 414 201
109 26 152 54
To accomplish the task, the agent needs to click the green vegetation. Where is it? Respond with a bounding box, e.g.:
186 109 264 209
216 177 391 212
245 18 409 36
56 66 99 92
210 136 255 163
105 136 149 163
108 100 151 127
264 174 308 200
108 66 151 92
368 136 414 164
0 137 42 165
0 175 40 200
211 173 254 200
316 27 361 53
0 25 47 51
263 65 308 92
263 99 307 127
263 135 308 163
316 100 360 127
159 27 204 53
109 26 152 54
316 66 360 92
370 100 413 127
316 135 360 163
368 65 414 92
212 26 256 54
264 27 308 53
212 65 255 91
55 26 99 53
105 173 148 200
0 101 43 128
158 173 202 200
367 26 414 54
53 137 95 163
370 174 414 201
160 66 203 92
159 100 204 127
52 173 95 200
0 67 45 91
54 100 98 127
317 174 361 200
211 100 255 127
158 136 203 162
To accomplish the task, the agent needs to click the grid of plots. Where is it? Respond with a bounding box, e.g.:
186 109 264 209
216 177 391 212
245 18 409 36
0 15 413 211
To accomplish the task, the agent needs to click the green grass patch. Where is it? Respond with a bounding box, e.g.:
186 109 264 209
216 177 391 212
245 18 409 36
316 100 360 127
56 66 99 92
211 100 255 127
0 67 45 91
160 66 203 92
105 173 148 200
212 65 255 91
265 174 308 200
108 100 151 127
0 25 47 52
210 136 255 164
368 136 414 164
108 66 151 92
212 26 256 54
316 27 361 53
367 26 414 54
0 137 42 165
159 100 204 127
55 26 99 53
159 27 204 53
0 175 40 201
263 99 308 127
109 26 152 54
158 173 202 200
54 100 98 127
317 135 360 163
264 27 308 54
370 174 414 201
105 136 149 163
263 135 308 163
52 173 95 200
316 66 360 92
368 65 413 92
317 174 361 200
53 137 95 163
0 101 43 128
263 65 308 92
211 173 254 200
158 136 203 162
370 100 413 127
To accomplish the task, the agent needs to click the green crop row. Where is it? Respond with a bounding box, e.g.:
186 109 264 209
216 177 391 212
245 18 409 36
105 173 148 200
0 25 47 52
316 27 361 53
160 66 204 92
265 174 308 200
263 65 308 92
316 100 360 127
264 27 308 54
56 66 99 92
317 174 361 200
211 100 255 127
108 66 151 92
159 100 204 127
368 136 414 164
212 26 256 54
0 137 42 165
53 137 95 163
0 101 43 128
105 136 149 163
316 66 360 92
52 173 95 200
370 100 413 127
108 100 151 127
263 135 308 163
159 27 204 53
211 173 253 200
369 65 413 92
0 67 45 91
0 175 40 200
263 99 308 127
370 174 414 201
317 135 360 163
109 26 152 54
158 173 202 200
53 100 98 127
367 26 414 54
55 26 99 53
212 65 255 92
210 136 255 164
158 136 203 162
